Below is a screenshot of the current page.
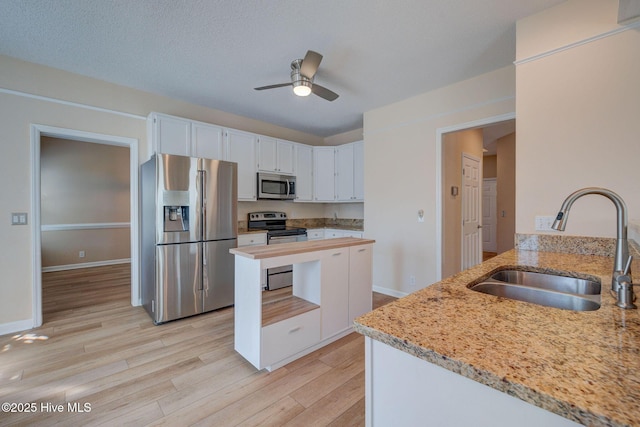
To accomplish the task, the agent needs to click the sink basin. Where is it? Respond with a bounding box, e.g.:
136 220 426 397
489 270 600 295
469 269 601 311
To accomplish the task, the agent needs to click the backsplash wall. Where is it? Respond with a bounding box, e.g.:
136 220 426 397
237 201 363 221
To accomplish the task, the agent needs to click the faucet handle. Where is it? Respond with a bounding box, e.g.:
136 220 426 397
624 256 633 276
616 276 637 309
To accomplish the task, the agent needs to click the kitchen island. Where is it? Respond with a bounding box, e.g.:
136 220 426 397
354 235 640 427
230 237 375 371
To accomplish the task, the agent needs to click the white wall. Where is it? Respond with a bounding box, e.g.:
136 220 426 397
515 0 640 236
363 67 515 295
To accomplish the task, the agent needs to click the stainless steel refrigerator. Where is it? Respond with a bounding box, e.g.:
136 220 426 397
141 153 237 324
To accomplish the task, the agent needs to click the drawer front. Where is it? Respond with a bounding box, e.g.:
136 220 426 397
238 232 267 246
342 231 363 238
307 229 325 240
261 309 321 367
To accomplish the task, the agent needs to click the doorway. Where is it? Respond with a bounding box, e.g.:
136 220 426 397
461 153 481 270
482 178 498 253
30 125 139 327
437 114 516 279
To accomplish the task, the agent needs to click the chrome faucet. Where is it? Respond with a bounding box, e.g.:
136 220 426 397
551 187 636 309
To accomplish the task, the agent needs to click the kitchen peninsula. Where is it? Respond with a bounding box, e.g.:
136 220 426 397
230 237 375 371
354 235 640 427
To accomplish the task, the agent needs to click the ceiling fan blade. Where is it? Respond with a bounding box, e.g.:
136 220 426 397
311 83 339 101
254 82 292 90
300 50 323 79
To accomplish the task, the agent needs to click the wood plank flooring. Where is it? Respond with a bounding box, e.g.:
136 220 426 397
0 264 396 426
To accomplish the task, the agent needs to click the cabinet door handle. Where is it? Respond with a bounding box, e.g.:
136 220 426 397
358 248 366 252
332 252 342 257
289 326 301 334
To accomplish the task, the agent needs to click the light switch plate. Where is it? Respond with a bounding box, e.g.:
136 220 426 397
11 212 28 225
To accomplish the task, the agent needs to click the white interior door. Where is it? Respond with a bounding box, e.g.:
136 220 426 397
461 153 481 270
482 178 497 253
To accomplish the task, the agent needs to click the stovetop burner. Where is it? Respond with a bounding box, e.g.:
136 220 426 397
247 211 307 236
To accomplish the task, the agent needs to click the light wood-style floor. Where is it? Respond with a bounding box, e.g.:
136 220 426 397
0 264 396 426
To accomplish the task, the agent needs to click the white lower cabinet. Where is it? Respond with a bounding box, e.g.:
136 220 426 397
349 245 373 321
237 233 267 247
320 249 350 339
261 309 321 367
307 229 325 240
233 242 374 371
366 338 580 427
324 229 364 239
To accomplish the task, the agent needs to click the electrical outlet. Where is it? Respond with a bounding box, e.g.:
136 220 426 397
79 250 85 258
535 216 555 231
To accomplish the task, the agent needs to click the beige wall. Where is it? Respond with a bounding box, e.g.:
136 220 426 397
364 66 515 295
496 133 516 253
442 128 484 278
40 137 130 268
483 155 497 178
515 0 640 237
0 54 342 329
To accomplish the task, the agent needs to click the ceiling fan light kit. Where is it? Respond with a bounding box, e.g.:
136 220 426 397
292 80 312 97
255 50 339 101
291 62 312 96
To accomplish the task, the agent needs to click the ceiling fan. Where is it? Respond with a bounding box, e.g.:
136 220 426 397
254 50 339 101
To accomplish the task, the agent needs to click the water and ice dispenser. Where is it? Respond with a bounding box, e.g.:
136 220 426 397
162 190 190 233
163 206 189 232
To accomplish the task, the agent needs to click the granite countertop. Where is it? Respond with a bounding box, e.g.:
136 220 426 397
354 237 640 427
238 218 364 235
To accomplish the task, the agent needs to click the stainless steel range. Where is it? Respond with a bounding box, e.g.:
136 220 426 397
248 211 307 290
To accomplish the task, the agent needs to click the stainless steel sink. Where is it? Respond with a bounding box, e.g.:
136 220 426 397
489 270 601 295
469 270 601 311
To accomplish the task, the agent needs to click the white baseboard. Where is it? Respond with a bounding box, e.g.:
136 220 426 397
0 319 35 336
373 285 409 299
42 258 131 273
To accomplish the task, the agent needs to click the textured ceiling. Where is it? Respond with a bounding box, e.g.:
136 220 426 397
0 0 564 137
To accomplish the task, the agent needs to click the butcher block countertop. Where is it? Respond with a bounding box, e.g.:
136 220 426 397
230 237 375 260
354 235 640 427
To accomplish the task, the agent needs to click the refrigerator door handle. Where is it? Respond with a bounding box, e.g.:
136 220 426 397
200 169 206 239
201 241 206 291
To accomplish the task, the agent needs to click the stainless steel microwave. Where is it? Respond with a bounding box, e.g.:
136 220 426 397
257 172 296 200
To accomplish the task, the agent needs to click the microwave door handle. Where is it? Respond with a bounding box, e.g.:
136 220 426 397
286 179 290 197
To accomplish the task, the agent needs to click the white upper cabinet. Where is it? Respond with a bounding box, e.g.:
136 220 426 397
148 112 363 203
336 141 364 202
336 143 355 201
313 147 336 202
192 122 224 160
258 136 294 174
277 140 294 174
149 113 191 157
353 141 364 200
225 129 258 201
294 143 313 202
149 113 224 160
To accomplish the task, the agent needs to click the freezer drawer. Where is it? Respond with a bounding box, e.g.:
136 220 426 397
155 242 202 324
203 238 237 312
